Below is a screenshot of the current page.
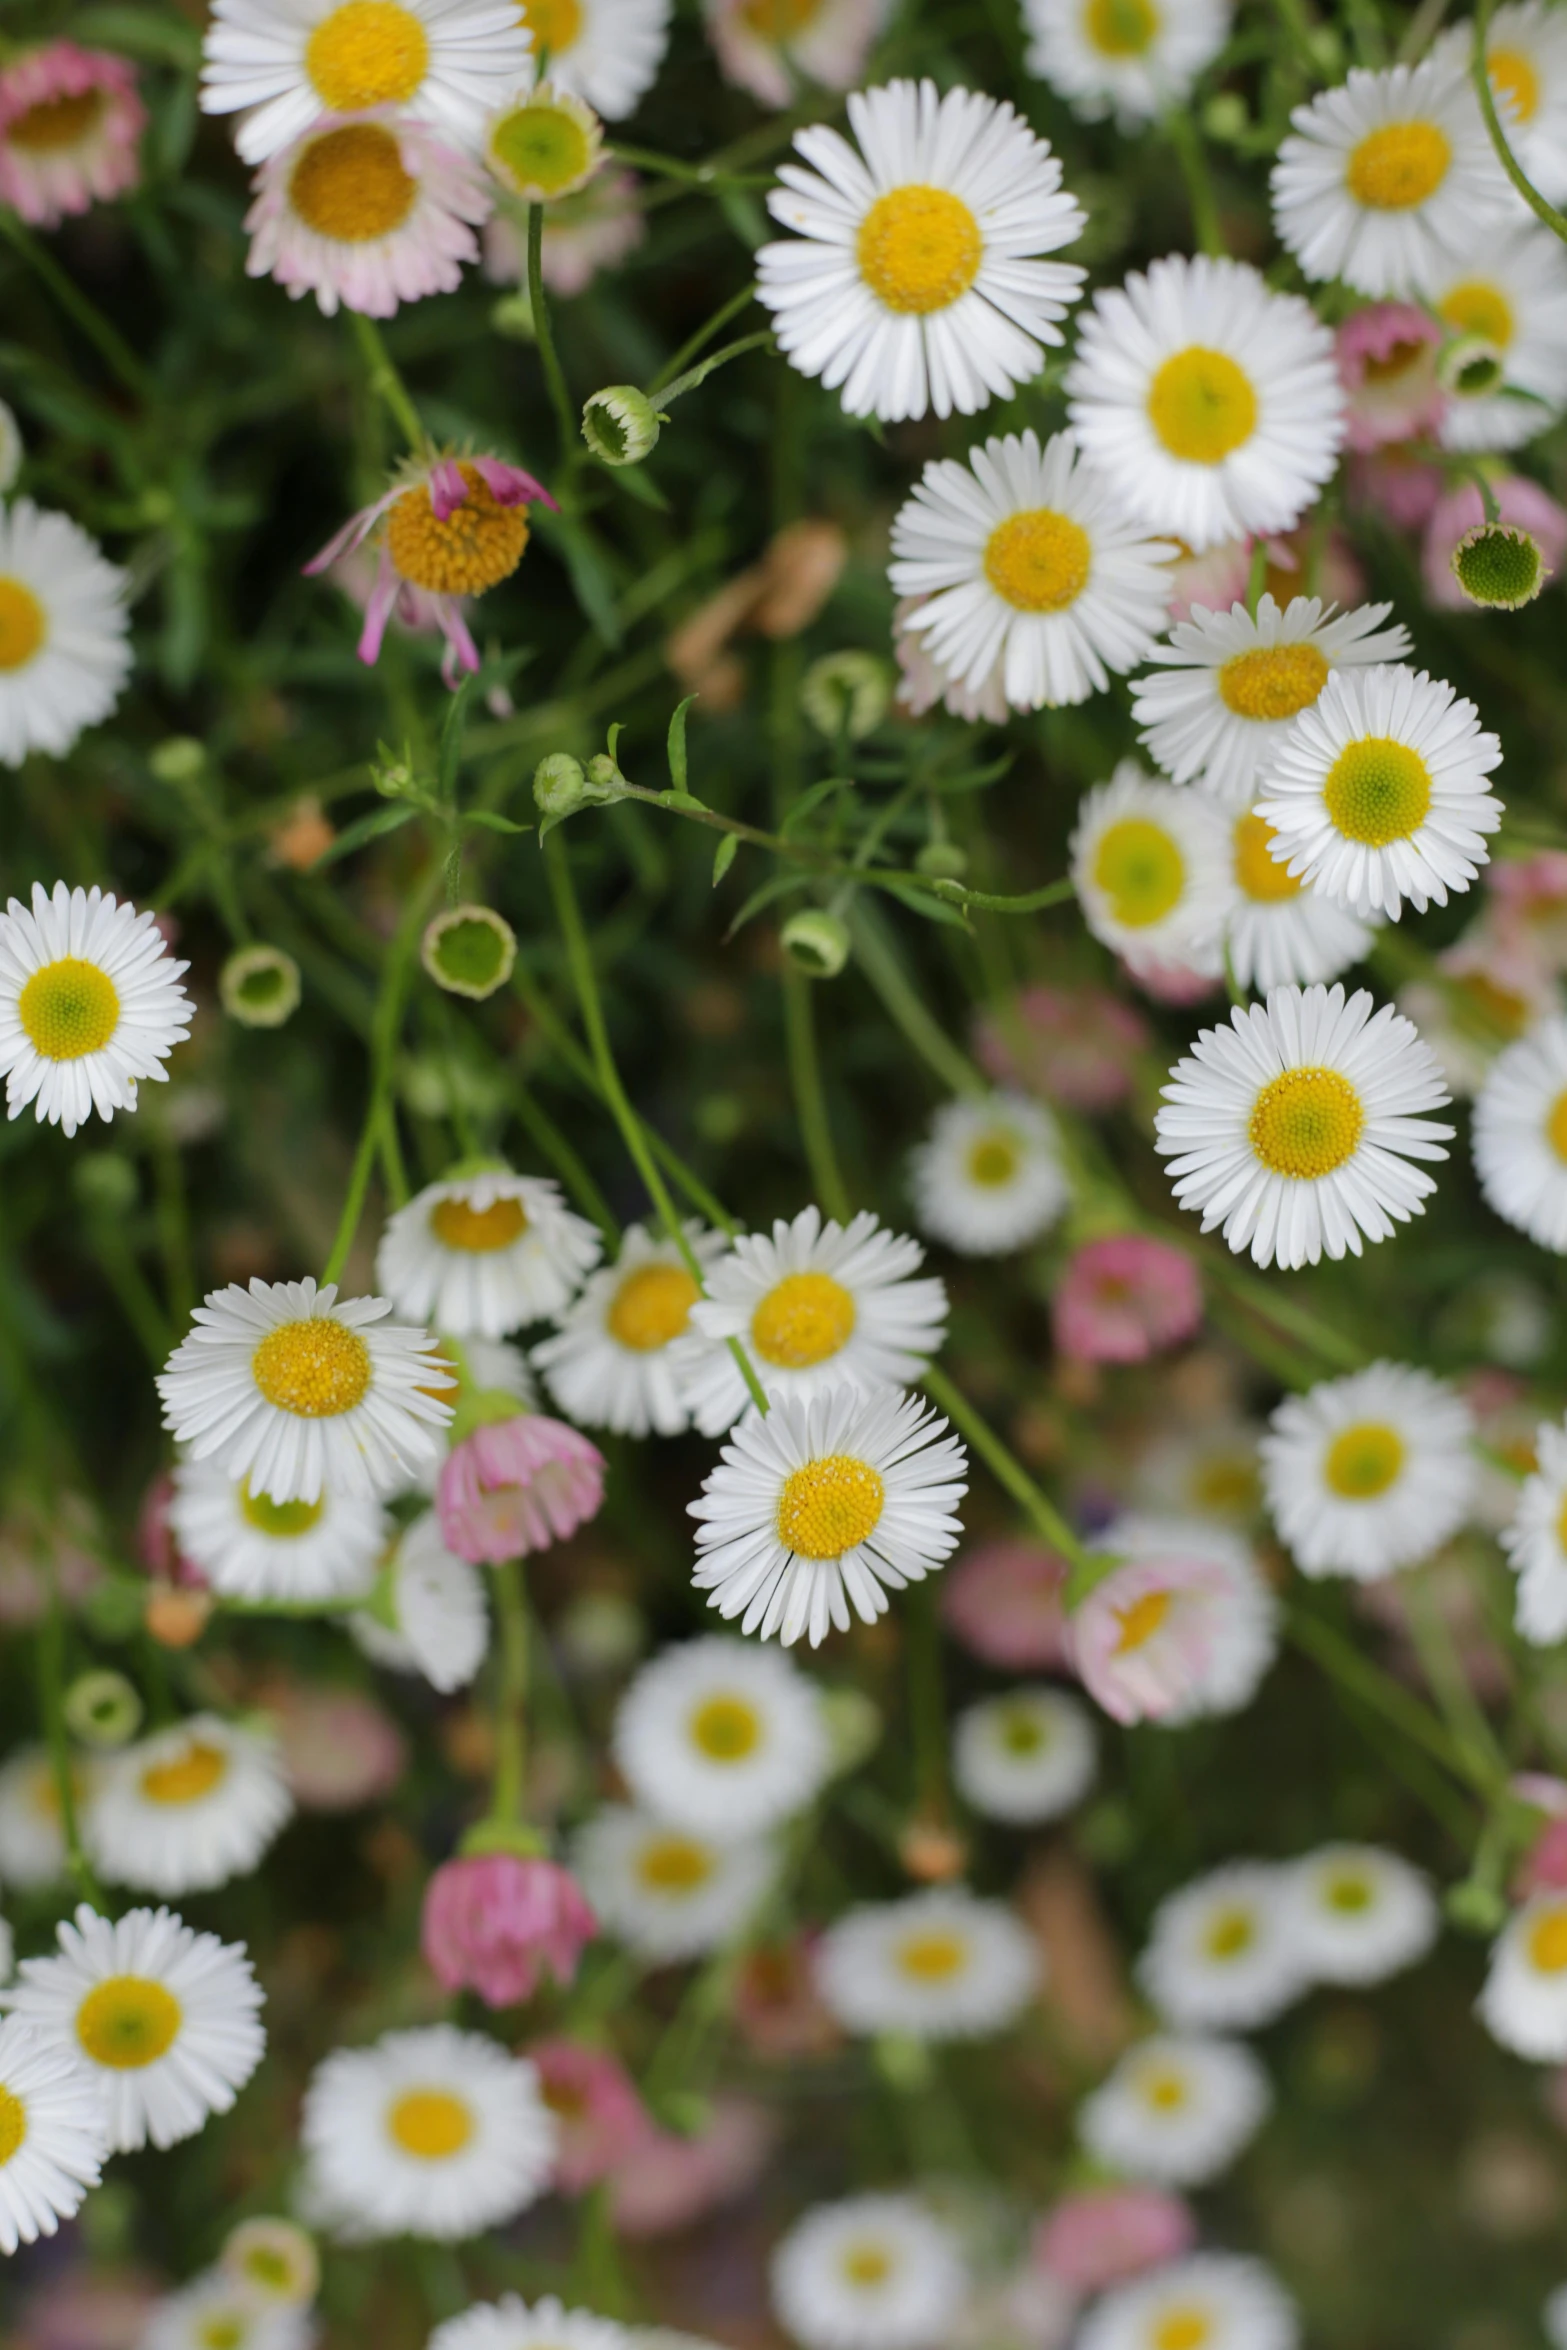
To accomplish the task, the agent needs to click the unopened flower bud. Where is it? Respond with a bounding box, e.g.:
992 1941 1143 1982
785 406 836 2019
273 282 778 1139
1446 1878 1508 1935
780 908 851 979
149 736 205 785
534 751 589 817
491 292 536 341
915 840 968 882
1201 92 1248 142
72 1152 138 1216
421 904 518 1002
801 650 891 741
63 1667 143 1749
145 1584 212 1648
1438 333 1507 399
422 1849 598 2006
221 944 302 1030
1450 519 1551 609
582 385 661 468
898 1814 969 1882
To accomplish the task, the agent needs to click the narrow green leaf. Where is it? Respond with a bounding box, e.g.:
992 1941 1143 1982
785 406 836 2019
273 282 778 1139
666 694 697 794
712 832 739 887
463 811 533 834
724 871 810 941
311 804 419 869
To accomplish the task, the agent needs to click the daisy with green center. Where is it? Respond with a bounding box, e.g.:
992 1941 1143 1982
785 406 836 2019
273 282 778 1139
140 2275 313 2350
756 78 1085 423
1222 808 1376 995
1139 1862 1306 2031
1022 0 1231 128
86 1714 294 1900
484 81 602 201
0 2013 107 2254
951 1686 1096 1824
0 881 191 1138
1499 1417 1567 1641
378 1168 601 1337
1473 1017 1567 1251
906 1091 1071 1258
1259 1360 1476 1580
770 2194 967 2350
1478 1892 1567 2060
168 1456 390 1604
1154 981 1454 1268
1448 0 1567 207
1069 760 1235 984
221 2216 321 2307
532 1220 726 1437
0 502 131 767
351 1507 488 1691
1425 225 1567 453
612 1635 832 1838
1078 2031 1270 2188
1284 1844 1438 1984
814 1887 1039 2040
513 0 670 121
572 1803 779 1961
1077 2255 1298 2350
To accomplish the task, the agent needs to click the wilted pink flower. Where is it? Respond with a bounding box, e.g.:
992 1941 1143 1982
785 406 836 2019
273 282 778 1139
975 985 1149 1113
942 1538 1072 1670
1053 1236 1202 1366
733 1934 842 2059
1121 953 1223 1008
1069 1545 1270 1726
483 166 647 298
1336 303 1446 451
270 1683 406 1811
1034 2187 1196 2292
436 1412 606 1565
0 43 145 229
609 2095 775 2237
1423 475 1567 610
528 2037 655 2191
422 1851 598 2008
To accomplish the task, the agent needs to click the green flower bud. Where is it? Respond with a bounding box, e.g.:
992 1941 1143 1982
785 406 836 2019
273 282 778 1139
581 385 661 468
780 908 851 979
801 650 892 742
1446 1879 1508 1936
221 944 302 1030
490 292 537 342
421 904 518 1001
534 751 590 816
1438 333 1507 399
1201 92 1249 143
149 736 206 785
1450 519 1551 609
64 1667 143 1749
72 1152 139 1216
915 840 968 881
819 1685 881 1775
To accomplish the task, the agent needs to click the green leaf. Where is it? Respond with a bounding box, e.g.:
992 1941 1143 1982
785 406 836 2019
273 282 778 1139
880 880 972 930
311 804 419 869
611 464 671 512
666 694 697 794
71 4 202 63
781 776 851 835
533 509 623 648
712 832 739 887
463 811 533 834
724 871 811 941
658 789 708 812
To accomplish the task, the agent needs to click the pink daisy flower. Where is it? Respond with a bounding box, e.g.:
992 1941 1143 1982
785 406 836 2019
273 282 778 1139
1034 2187 1196 2293
1335 303 1447 452
422 1851 598 2006
940 1536 1072 1670
1052 1236 1202 1367
527 2037 655 2191
0 43 145 229
436 1411 605 1564
974 984 1149 1113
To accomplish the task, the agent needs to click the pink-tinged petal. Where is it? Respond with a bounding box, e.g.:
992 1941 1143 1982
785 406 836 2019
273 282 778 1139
356 547 401 666
439 601 481 687
304 490 394 576
429 456 470 520
472 454 558 512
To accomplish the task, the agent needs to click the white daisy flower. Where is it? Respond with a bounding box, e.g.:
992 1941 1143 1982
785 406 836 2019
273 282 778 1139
4 1902 265 2153
572 1803 779 1962
689 1385 968 1650
430 2294 633 2350
1077 2030 1271 2188
221 2216 321 2306
140 2276 313 2350
1259 1360 1476 1580
1064 255 1344 552
1022 0 1232 127
951 1685 1096 1824
1069 760 1234 979
85 1715 294 1899
0 882 191 1138
0 2013 106 2254
1131 1417 1261 1523
350 1507 488 1691
892 594 1012 726
770 2194 967 2350
1271 56 1514 300
1254 665 1504 923
706 0 887 112
906 1091 1070 1258
1548 2284 1567 2350
1478 1892 1567 2060
676 1206 947 1438
199 0 531 164
516 0 670 118
1223 808 1376 995
167 1457 389 1605
814 1888 1040 2040
1462 0 1567 205
532 1220 726 1438
1138 1862 1308 2031
1076 1515 1279 1725
1427 225 1567 452
0 1746 89 1891
0 501 131 766
1153 981 1454 1269
1474 1017 1567 1251
887 428 1174 713
612 1635 832 1839
756 78 1085 423
1076 2255 1298 2350
1500 1418 1567 1642
300 2025 555 2241
1283 1844 1439 1984
377 1168 602 1339
157 1276 453 1506
1132 593 1412 806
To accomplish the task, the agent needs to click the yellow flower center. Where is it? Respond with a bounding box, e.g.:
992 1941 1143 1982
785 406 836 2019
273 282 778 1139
305 1 431 112
1143 2068 1188 2111
5 91 103 152
197 2322 245 2350
0 2084 26 2167
240 1482 326 1537
1346 120 1452 210
288 121 417 244
999 1707 1046 1756
251 1317 372 1417
1529 1908 1567 1974
750 1270 856 1369
386 2087 474 2160
239 2247 295 2292
776 1455 886 1558
1232 810 1302 904
490 99 591 197
689 1695 762 1760
1193 1457 1257 1512
967 1132 1021 1186
1546 1086 1567 1164
1092 816 1185 928
842 2245 892 2286
897 1929 967 1980
76 1976 182 2069
140 1739 230 1807
386 463 531 597
1154 2313 1213 2350
739 0 823 37
1114 1587 1171 1654
983 508 1092 614
856 185 983 316
607 1262 700 1351
1147 347 1258 464
1322 736 1432 846
1218 641 1330 723
1323 1420 1405 1500
18 957 120 1061
518 0 584 58
1248 1066 1365 1179
636 1833 713 1891
1489 43 1541 123
429 1193 528 1252
1325 1870 1373 1912
1361 337 1430 385
1082 0 1159 54
1438 279 1515 352
1205 1907 1255 1959
0 577 45 673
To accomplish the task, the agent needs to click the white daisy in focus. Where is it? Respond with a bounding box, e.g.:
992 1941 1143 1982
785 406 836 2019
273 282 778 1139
157 1277 453 1506
1270 57 1514 299
1259 1360 1476 1580
1283 1844 1439 1984
300 2025 555 2242
1465 0 1567 205
1153 982 1454 1269
86 1715 294 1899
1427 226 1567 452
951 1686 1096 1824
0 882 191 1138
1022 0 1231 128
907 1092 1070 1258
140 2275 312 2350
350 1507 488 1691
0 1746 89 1891
5 1902 265 2152
756 78 1085 423
1254 665 1504 923
572 1803 778 1962
532 1220 726 1438
516 0 671 120
689 1385 968 1649
199 0 532 163
1478 1891 1567 2060
1077 2030 1271 2188
1138 1862 1308 2031
677 1207 947 1437
1223 808 1375 995
429 2294 633 2350
612 1635 831 1838
1064 255 1344 552
1076 2254 1298 2350
167 1457 389 1604
0 2013 106 2254
887 429 1174 713
377 1168 602 1338
1474 1017 1567 1251
814 1888 1040 2040
892 596 1011 726
770 2193 966 2350
1500 1418 1567 1642
1069 760 1234 980
1131 594 1412 805
0 502 131 766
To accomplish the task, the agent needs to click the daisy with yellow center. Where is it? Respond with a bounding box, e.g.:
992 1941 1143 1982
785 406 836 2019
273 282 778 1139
0 42 146 231
1285 1843 1438 1985
952 1685 1096 1823
0 2012 107 2257
512 0 671 120
907 1090 1071 1258
814 1888 1038 2040
168 1456 390 1604
1069 760 1234 986
1077 2256 1298 2350
87 1714 294 1900
1139 1863 1306 2031
484 81 602 202
532 1219 725 1436
706 0 886 112
1021 0 1231 128
757 77 1084 423
1073 1517 1278 1727
221 2217 321 2308
1479 1892 1567 2060
1425 225 1567 453
0 879 191 1140
1473 1016 1567 1254
1155 979 1453 1269
573 1803 780 1960
1499 1416 1567 1642
0 497 130 767
1260 1359 1475 1580
1452 0 1567 207
612 1633 831 1836
378 1167 600 1344
1079 2031 1270 2188
1223 808 1376 995
771 2193 967 2350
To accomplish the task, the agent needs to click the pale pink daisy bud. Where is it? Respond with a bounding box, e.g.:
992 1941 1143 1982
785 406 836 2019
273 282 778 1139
269 1682 406 1812
436 1413 606 1565
422 1852 598 2008
527 2037 655 2192
974 984 1149 1113
1052 1236 1202 1367
1423 475 1567 611
941 1537 1072 1671
1335 304 1447 452
1034 2187 1196 2293
0 43 145 229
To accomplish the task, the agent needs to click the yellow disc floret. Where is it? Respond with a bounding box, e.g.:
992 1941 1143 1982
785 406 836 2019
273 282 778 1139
386 462 531 597
1322 736 1432 846
430 1193 529 1252
0 2083 26 2166
1114 1587 1171 1654
518 0 584 57
1218 642 1330 723
608 1263 700 1351
241 1483 327 1537
1438 279 1515 352
1346 120 1452 210
896 1930 967 1980
1092 817 1186 929
5 92 103 152
983 508 1092 613
141 1740 230 1807
776 1454 886 1559
739 0 823 37
1248 1066 1365 1179
289 121 417 244
841 2245 893 2286
636 1833 713 1891
1142 2068 1189 2111
76 1976 182 2069
0 578 45 672
18 958 120 1062
1147 348 1258 464
305 0 430 112
751 1270 856 1369
967 1133 1021 1187
251 1317 372 1417
1546 1086 1567 1163
386 2087 474 2159
1232 811 1302 904
1153 2312 1213 2350
1529 1907 1567 1973
857 185 983 316
1323 1420 1405 1500
1488 44 1541 124
689 1695 761 1760
998 1706 1046 1755
1083 0 1159 56
1205 1907 1255 1959
1325 1870 1373 1912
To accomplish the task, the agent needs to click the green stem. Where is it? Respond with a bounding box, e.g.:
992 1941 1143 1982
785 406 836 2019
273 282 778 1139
527 204 578 465
649 281 758 394
511 1068 620 1245
490 1556 530 1828
849 906 987 1100
921 1362 1095 1580
87 1222 173 1370
349 312 426 451
321 875 435 1286
1163 108 1225 256
1285 1603 1502 1798
0 211 153 400
1245 536 1269 618
655 329 775 411
1402 1574 1510 1790
905 1579 949 1820
1471 0 1567 245
782 968 851 1222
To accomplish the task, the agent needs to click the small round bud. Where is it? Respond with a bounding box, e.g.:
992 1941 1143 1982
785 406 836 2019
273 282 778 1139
221 2218 320 2308
534 751 589 817
584 752 626 795
819 1685 881 1775
801 650 891 741
145 1585 212 1648
490 292 536 342
486 84 603 203
915 840 968 882
898 1813 969 1883
1201 91 1248 143
780 908 851 979
582 385 661 469
72 1152 139 1216
1438 333 1507 399
1450 519 1551 609
422 904 518 1001
372 752 420 799
149 736 206 785
0 399 22 495
63 1667 143 1749
221 944 302 1030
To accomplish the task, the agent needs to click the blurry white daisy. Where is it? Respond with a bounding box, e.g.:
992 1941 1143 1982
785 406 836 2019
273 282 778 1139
705 0 886 111
532 1220 726 1438
429 2294 633 2350
814 1888 1039 2040
1138 1862 1308 2031
1065 255 1344 552
245 114 492 320
1474 1017 1567 1251
951 1686 1096 1824
1077 2030 1270 2188
1500 1418 1567 1642
906 1091 1070 1258
1131 1416 1261 1524
1428 226 1567 452
1259 1360 1476 1580
1284 1844 1438 1984
1461 0 1567 205
756 78 1084 423
140 2275 312 2350
689 1385 968 1649
515 0 670 119
573 1803 778 1961
0 2012 106 2254
5 1901 265 2152
377 1168 602 1338
1478 1891 1567 2060
1069 760 1234 980
1076 2254 1298 2350
770 2193 966 2350
0 502 131 765
1223 809 1375 995
158 1277 453 1506
301 2025 555 2241
1154 982 1453 1269
350 1507 488 1691
0 1746 87 1891
612 1635 831 1838
1022 0 1231 127
221 2216 321 2307
1074 1515 1278 1725
87 1715 293 1899
887 428 1174 713
1549 2283 1567 2350
0 881 191 1138
168 1458 389 1605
